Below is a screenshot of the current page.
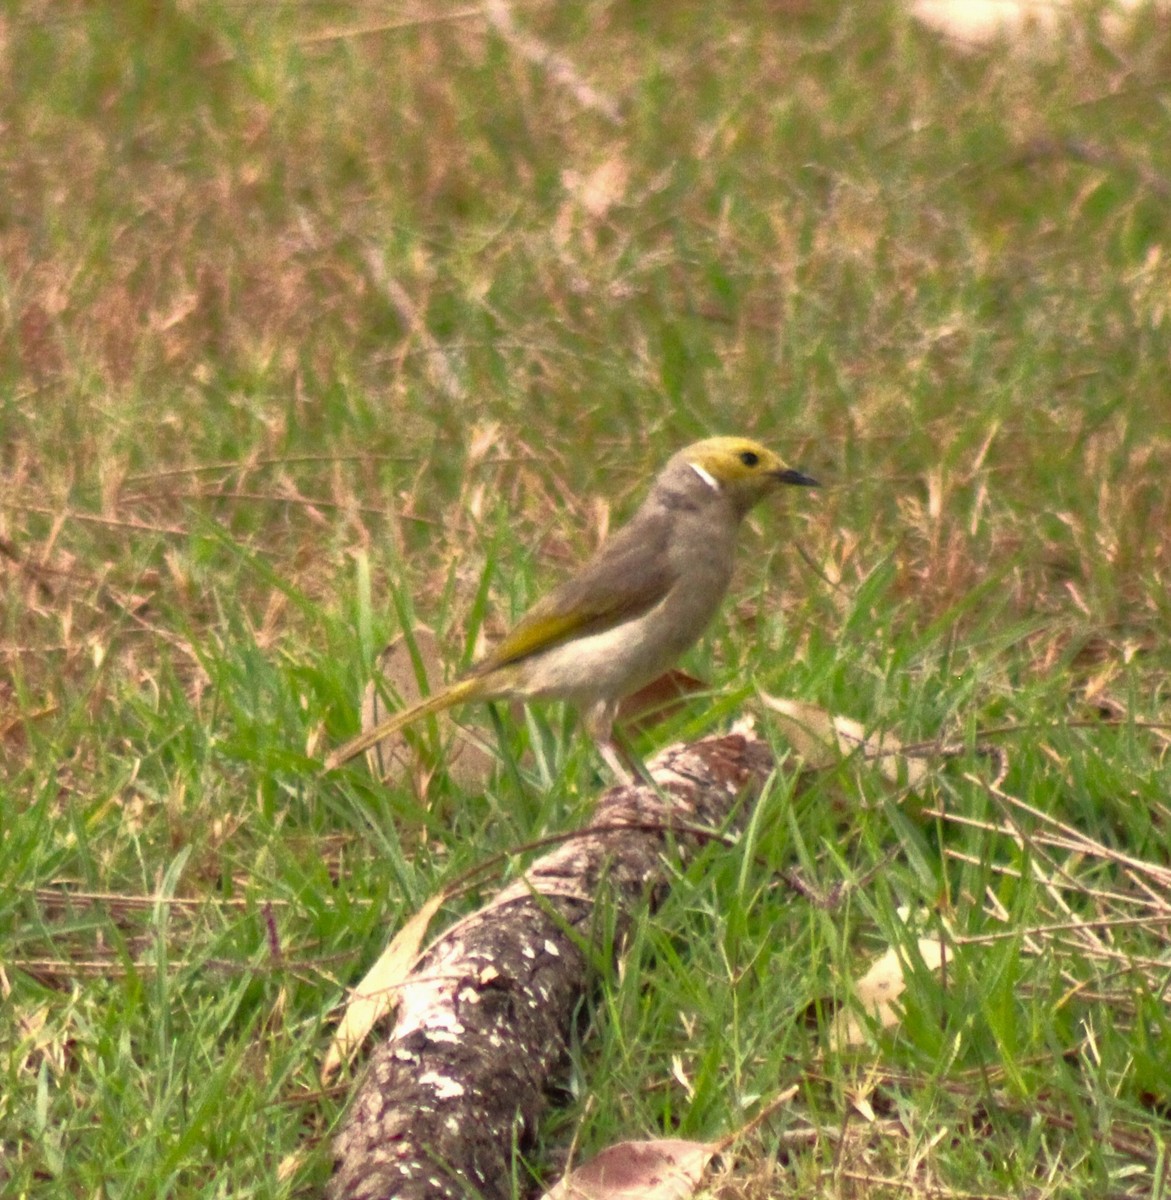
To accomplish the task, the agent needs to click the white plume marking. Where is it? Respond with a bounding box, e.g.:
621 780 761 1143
689 461 720 491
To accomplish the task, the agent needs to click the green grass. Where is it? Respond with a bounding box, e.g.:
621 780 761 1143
3 1 1171 1195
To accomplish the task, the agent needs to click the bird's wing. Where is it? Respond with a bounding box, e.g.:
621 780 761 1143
470 511 676 675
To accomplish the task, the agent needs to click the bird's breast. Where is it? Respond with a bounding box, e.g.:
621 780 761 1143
512 533 735 704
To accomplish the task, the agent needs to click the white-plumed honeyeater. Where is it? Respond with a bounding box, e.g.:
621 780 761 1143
326 436 817 776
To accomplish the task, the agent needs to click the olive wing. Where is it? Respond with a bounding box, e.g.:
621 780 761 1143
469 511 676 676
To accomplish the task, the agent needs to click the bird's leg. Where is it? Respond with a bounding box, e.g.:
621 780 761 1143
610 723 657 785
585 699 649 787
597 738 635 786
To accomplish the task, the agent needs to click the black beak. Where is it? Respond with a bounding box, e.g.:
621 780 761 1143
774 467 819 487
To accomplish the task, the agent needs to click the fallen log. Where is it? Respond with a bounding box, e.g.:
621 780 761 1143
329 731 778 1200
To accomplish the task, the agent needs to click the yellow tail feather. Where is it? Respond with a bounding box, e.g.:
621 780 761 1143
324 676 484 771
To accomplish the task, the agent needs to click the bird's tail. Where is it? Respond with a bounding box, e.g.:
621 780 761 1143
324 676 483 771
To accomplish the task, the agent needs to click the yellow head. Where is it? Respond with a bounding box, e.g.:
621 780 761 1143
675 436 818 515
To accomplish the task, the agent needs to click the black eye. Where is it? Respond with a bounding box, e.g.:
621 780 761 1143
739 450 759 467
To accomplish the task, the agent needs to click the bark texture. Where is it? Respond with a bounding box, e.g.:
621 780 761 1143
329 732 776 1200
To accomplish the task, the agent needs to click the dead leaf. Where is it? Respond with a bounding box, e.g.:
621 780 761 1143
362 627 495 794
669 1053 695 1101
542 1139 716 1200
759 694 929 788
909 0 1151 49
617 669 709 732
322 890 447 1082
276 1148 307 1184
563 155 629 220
832 931 947 1049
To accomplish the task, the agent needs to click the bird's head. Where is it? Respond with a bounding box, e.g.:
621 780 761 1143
675 436 818 516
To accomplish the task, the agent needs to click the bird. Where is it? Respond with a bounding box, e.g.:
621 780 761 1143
325 436 818 778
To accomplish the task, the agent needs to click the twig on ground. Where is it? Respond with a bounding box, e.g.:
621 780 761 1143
484 0 624 126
